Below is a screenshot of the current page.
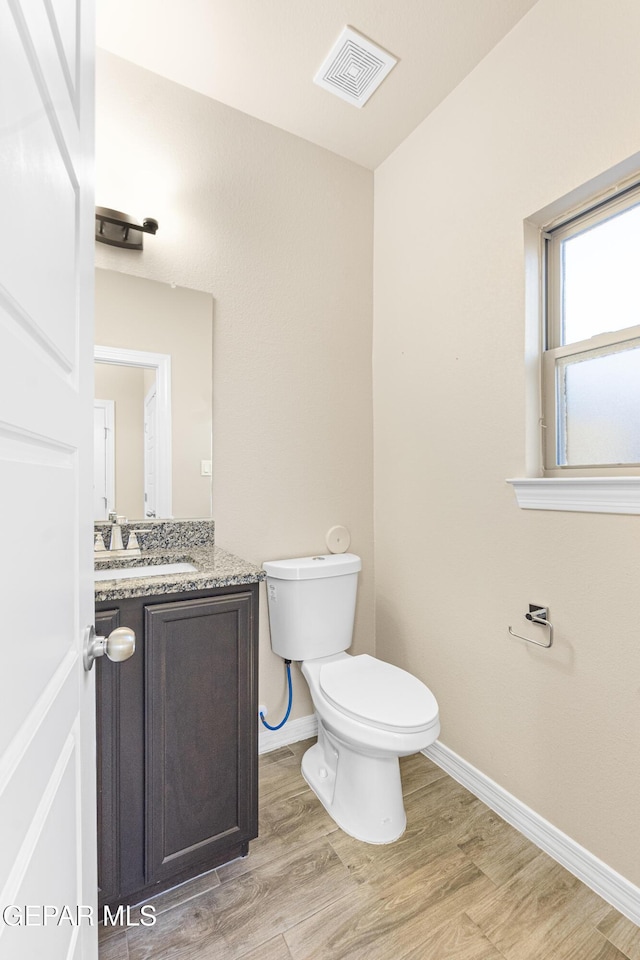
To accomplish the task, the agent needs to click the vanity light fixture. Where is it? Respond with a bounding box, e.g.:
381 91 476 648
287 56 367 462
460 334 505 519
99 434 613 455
95 206 159 250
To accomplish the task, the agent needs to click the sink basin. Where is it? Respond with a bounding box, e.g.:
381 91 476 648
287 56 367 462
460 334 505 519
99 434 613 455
95 562 197 582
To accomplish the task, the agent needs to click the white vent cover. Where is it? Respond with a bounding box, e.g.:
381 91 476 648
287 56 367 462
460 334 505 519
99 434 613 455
314 26 397 108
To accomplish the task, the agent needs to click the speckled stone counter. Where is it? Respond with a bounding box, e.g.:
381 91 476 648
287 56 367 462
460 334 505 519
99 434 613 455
94 519 264 602
95 518 216 552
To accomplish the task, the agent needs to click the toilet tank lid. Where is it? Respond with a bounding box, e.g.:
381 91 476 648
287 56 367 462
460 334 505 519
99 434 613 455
263 553 361 580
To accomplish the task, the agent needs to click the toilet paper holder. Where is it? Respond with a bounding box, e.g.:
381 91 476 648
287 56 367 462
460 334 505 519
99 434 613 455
508 604 554 649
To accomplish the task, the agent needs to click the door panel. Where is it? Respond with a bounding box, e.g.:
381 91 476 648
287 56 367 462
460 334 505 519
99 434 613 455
0 1 79 365
144 595 255 884
0 1 95 957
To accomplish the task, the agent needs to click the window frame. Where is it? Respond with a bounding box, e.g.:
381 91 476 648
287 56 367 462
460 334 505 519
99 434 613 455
542 183 640 476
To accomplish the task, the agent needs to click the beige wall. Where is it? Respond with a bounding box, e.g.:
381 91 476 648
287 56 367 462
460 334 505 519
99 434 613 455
95 51 375 720
95 268 213 519
374 0 640 886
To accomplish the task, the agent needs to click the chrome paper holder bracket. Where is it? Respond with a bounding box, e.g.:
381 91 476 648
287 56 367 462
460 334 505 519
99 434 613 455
508 604 554 649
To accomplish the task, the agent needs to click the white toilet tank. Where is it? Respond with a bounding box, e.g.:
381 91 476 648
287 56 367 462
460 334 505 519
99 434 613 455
263 554 361 661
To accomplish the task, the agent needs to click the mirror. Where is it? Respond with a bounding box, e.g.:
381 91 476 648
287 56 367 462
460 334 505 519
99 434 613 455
94 268 213 520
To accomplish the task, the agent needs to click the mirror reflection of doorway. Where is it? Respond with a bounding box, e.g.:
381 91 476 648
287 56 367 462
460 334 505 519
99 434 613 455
144 382 157 518
94 399 115 520
94 345 172 520
95 269 213 520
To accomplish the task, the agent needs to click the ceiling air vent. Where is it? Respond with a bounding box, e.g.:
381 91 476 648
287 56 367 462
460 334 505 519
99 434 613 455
314 26 397 108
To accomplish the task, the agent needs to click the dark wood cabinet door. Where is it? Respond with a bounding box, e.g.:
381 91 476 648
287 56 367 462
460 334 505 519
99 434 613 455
95 608 121 906
144 592 258 885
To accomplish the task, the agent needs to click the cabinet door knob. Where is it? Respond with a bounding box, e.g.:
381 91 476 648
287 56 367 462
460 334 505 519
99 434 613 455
83 625 136 672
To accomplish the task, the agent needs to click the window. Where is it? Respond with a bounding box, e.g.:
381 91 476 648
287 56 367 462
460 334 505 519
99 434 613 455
543 186 640 473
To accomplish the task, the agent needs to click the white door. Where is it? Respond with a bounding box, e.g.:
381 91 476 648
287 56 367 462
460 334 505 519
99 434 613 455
0 3 97 959
144 383 157 517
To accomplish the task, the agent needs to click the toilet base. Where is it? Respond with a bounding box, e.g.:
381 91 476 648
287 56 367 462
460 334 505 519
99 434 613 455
301 727 407 844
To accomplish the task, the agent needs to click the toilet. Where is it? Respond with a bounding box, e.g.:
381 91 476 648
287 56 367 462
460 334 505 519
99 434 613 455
263 553 440 844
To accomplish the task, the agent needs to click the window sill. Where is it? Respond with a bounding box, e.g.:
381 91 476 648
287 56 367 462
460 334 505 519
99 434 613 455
506 477 640 515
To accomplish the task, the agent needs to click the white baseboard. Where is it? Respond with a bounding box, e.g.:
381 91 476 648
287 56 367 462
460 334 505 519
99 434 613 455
424 740 640 927
258 713 318 755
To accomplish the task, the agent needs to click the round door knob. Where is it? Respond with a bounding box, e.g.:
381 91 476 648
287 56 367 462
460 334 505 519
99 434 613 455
105 626 136 662
83 624 136 672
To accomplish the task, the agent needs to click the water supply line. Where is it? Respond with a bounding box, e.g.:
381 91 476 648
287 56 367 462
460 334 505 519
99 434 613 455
260 659 293 730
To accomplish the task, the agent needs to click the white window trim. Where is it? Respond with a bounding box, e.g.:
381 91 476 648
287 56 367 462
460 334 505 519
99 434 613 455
543 185 640 471
506 477 640 514
509 153 640 514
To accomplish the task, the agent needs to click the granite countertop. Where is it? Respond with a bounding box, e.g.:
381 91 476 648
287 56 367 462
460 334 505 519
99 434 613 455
94 543 265 603
95 521 265 603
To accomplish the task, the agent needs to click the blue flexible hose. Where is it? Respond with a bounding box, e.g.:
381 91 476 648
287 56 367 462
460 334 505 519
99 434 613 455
260 660 293 731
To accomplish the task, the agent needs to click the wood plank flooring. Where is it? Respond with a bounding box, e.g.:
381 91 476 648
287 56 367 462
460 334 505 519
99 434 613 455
99 739 640 960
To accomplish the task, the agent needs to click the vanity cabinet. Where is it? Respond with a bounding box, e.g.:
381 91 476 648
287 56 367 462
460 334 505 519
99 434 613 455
96 583 259 908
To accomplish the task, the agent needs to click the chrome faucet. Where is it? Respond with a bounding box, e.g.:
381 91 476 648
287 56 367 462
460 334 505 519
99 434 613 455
108 512 124 551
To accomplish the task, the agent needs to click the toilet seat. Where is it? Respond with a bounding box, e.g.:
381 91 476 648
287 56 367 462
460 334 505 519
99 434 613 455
319 654 439 734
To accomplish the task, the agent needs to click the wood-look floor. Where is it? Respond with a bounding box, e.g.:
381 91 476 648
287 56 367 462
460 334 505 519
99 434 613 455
99 739 640 960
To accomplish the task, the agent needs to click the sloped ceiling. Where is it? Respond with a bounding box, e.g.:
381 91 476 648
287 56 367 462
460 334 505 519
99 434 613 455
97 0 539 169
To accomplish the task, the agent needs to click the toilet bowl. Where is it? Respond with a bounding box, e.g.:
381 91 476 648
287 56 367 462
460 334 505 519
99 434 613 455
301 653 439 843
263 553 440 844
